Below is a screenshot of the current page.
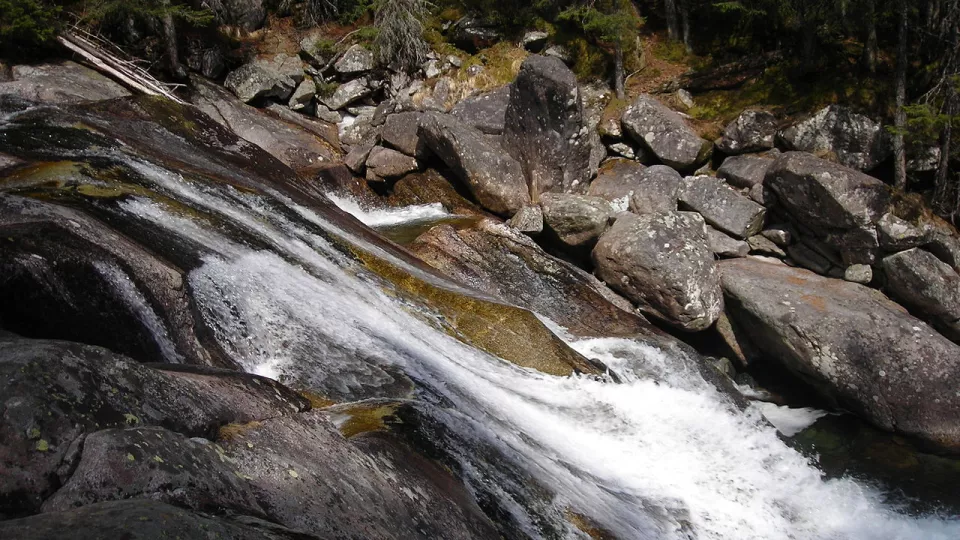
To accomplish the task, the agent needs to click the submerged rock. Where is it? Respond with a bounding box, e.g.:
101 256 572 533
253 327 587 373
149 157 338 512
621 94 709 171
503 55 594 196
720 257 960 453
593 211 723 331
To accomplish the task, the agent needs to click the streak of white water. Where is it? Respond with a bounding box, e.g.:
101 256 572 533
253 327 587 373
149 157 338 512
753 402 830 438
117 161 960 540
326 193 450 227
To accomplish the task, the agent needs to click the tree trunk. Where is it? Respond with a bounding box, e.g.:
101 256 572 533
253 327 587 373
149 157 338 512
935 91 955 214
159 0 187 81
680 0 692 52
861 0 878 73
893 0 909 191
665 0 679 41
614 41 625 99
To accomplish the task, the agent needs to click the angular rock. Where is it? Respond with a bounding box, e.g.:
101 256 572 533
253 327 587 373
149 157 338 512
765 151 890 263
749 183 777 207
521 31 549 52
189 76 337 172
224 54 304 103
300 34 336 66
409 219 657 339
451 18 502 53
717 154 774 189
506 204 544 234
539 193 615 249
717 110 777 154
334 44 374 75
629 165 682 215
882 249 960 342
365 146 420 181
748 235 786 258
927 233 960 273
778 105 890 171
503 55 594 196
679 176 766 239
787 243 833 275
844 264 873 284
339 109 379 147
587 160 646 209
707 226 750 258
720 257 960 453
761 224 792 247
344 140 375 173
323 78 372 110
593 212 723 331
608 142 635 159
287 78 316 110
381 111 428 158
621 94 709 171
419 112 530 216
315 102 342 123
0 61 130 104
877 213 928 252
450 85 510 135
206 0 266 32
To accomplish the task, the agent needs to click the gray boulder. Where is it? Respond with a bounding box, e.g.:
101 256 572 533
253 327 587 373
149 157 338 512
0 61 130 104
717 154 774 189
323 78 372 110
749 183 777 207
877 213 928 252
765 151 890 264
748 235 785 258
539 193 615 249
707 226 750 258
419 112 530 216
507 204 544 234
621 94 709 171
521 31 550 52
787 243 833 275
381 111 428 158
503 55 594 196
206 0 266 32
334 44 374 75
882 249 960 342
629 165 682 214
928 233 960 273
593 211 723 331
587 159 647 209
844 264 873 284
364 146 419 181
224 54 304 103
778 105 890 171
287 78 316 110
344 140 375 174
716 110 777 154
720 257 960 453
679 176 766 239
450 85 511 134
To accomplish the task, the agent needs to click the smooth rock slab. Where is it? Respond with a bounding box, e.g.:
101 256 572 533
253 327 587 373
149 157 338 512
0 61 130 104
882 249 960 342
720 257 960 453
679 175 766 239
593 211 723 331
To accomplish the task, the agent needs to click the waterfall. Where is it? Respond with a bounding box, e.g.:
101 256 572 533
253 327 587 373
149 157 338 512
111 159 960 540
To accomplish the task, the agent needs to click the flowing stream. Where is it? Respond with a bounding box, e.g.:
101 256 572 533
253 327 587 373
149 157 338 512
104 159 960 539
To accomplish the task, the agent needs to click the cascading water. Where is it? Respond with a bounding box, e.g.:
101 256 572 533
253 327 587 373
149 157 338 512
108 158 960 540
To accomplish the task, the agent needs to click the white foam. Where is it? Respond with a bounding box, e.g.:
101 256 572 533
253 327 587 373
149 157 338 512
326 193 451 228
114 163 960 539
753 401 830 437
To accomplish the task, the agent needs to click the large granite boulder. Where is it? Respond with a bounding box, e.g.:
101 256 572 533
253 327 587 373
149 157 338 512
679 176 766 239
877 213 928 252
629 165 682 214
592 212 723 331
408 219 656 339
450 85 510 135
419 112 530 216
0 62 130 104
334 44 374 75
502 55 594 196
717 154 774 189
539 193 615 249
381 111 428 158
778 105 891 171
764 152 890 264
587 160 647 209
364 146 420 181
621 94 709 171
190 76 337 172
882 249 960 342
716 109 777 155
720 257 960 453
223 54 304 103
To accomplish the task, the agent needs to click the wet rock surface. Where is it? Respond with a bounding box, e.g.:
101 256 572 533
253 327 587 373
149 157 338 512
0 62 131 104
